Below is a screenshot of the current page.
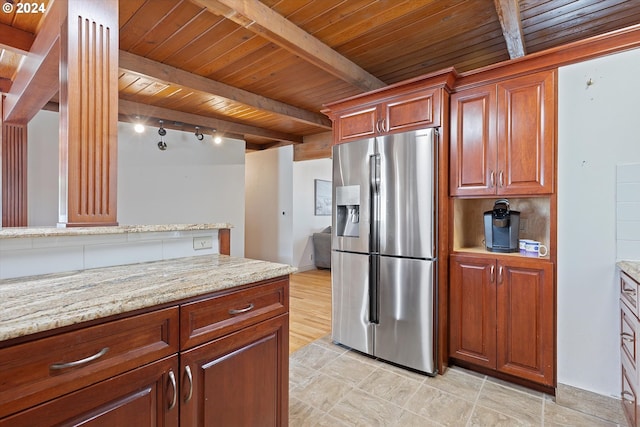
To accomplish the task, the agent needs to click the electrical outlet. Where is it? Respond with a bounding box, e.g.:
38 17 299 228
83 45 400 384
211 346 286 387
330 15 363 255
193 236 213 250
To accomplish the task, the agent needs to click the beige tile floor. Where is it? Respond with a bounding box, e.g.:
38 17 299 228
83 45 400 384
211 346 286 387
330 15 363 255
289 336 623 427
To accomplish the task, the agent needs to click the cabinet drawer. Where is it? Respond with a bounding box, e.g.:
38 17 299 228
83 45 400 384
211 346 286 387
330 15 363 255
181 278 289 349
622 302 639 376
621 272 640 316
0 307 179 419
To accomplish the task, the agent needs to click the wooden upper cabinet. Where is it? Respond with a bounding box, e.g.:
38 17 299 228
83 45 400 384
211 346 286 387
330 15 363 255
450 70 556 196
332 87 441 144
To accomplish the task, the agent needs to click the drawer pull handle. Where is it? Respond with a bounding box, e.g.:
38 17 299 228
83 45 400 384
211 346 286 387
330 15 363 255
623 286 637 298
50 347 109 370
622 332 635 343
622 390 635 403
229 303 254 315
184 365 193 403
168 370 177 410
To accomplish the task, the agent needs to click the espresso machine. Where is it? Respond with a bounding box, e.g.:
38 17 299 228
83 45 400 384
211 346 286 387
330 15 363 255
484 199 520 253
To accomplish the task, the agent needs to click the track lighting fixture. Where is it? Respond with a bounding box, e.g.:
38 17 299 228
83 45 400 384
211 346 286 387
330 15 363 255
157 120 167 150
194 126 204 141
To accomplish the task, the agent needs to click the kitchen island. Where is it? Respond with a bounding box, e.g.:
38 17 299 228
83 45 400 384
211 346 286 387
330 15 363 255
0 250 295 426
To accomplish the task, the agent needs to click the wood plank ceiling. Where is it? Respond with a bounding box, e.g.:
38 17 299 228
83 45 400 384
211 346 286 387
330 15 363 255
1 0 640 152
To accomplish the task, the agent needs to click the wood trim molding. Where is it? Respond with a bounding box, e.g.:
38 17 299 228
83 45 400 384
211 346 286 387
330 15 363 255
455 23 640 90
59 0 119 227
2 123 27 227
219 228 230 255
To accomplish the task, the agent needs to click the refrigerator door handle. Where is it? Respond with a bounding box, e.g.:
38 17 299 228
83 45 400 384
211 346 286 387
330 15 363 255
369 154 380 253
369 255 379 324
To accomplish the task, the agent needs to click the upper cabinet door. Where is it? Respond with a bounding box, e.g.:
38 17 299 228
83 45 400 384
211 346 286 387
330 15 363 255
449 84 498 196
334 106 378 143
497 70 556 195
450 70 556 197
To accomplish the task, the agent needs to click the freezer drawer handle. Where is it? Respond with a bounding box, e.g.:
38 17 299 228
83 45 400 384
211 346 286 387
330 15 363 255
229 303 254 315
50 347 109 370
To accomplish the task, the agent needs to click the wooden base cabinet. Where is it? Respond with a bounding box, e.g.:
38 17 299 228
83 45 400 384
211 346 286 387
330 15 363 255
620 270 640 427
181 315 288 427
0 356 179 427
0 276 290 427
449 254 555 386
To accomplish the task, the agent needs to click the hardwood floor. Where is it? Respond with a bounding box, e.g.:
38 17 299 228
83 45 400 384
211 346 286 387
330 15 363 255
289 268 332 353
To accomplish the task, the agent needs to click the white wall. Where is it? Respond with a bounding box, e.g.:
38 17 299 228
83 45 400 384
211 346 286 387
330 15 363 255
27 110 58 225
244 148 330 269
558 47 640 396
245 146 293 265
292 158 332 271
27 110 246 257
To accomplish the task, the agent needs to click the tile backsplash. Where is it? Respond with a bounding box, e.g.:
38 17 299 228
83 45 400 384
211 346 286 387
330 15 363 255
0 230 220 280
617 163 640 260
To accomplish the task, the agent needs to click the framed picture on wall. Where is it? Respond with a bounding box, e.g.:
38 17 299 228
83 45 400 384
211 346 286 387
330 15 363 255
314 179 331 216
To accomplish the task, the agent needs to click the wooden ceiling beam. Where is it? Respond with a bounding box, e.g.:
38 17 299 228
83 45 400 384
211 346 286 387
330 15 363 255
119 99 303 144
3 0 62 123
0 23 35 55
494 0 527 59
119 50 331 129
190 0 386 92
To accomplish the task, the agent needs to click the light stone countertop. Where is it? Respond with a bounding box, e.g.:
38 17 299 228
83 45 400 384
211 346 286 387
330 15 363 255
0 254 296 342
618 260 640 283
0 223 233 239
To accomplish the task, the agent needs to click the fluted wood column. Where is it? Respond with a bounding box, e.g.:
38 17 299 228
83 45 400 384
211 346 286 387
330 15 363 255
58 0 118 226
1 122 28 227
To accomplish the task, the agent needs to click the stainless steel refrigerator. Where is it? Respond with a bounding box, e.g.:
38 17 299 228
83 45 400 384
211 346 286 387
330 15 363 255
331 128 437 374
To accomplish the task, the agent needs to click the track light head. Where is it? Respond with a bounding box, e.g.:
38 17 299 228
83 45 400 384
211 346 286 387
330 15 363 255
157 140 167 151
158 120 167 136
194 126 204 141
